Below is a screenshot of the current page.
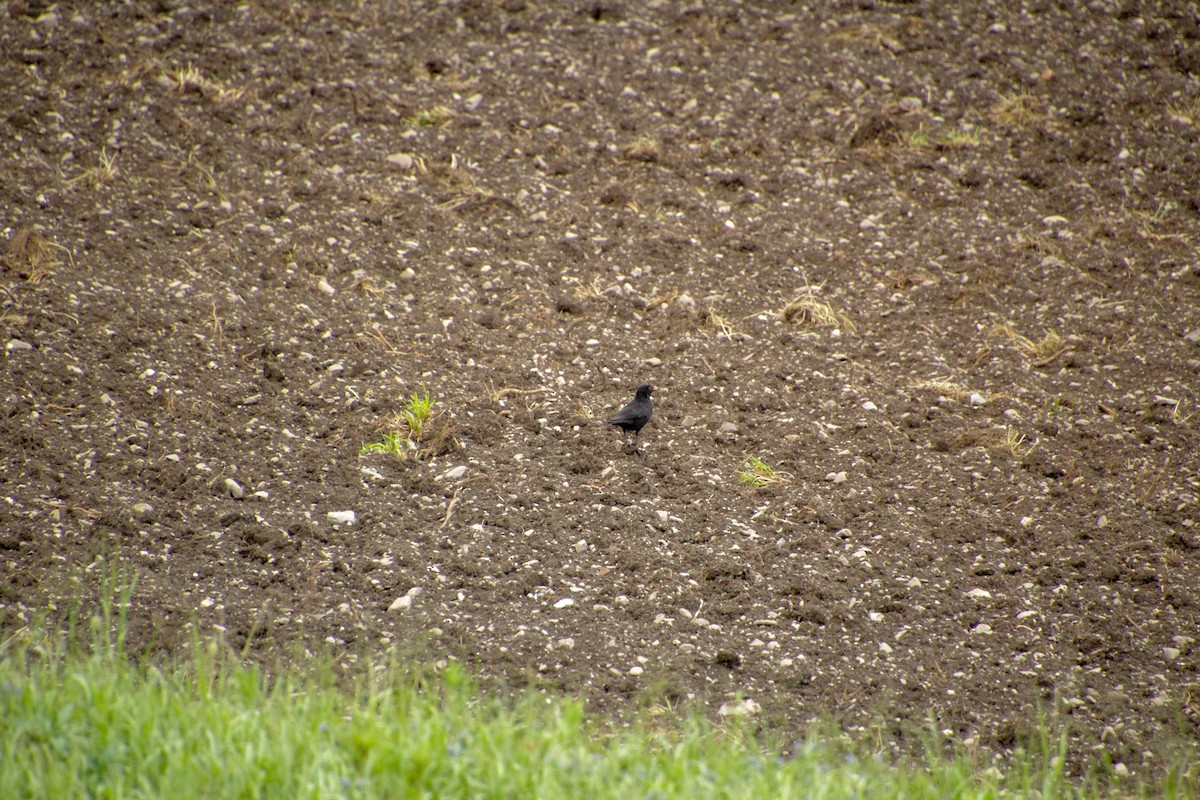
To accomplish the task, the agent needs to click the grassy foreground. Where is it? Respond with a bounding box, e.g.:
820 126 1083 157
1 591 1195 799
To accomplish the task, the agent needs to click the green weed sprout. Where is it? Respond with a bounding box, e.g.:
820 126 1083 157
738 457 791 488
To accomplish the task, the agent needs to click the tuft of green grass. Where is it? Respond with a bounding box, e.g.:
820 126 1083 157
939 125 982 148
401 388 433 442
403 105 455 128
905 125 931 148
358 429 412 457
738 456 792 488
360 389 438 459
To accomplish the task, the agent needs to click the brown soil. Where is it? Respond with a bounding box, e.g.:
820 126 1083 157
4 0 1200 778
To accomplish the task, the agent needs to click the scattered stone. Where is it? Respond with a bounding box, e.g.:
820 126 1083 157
717 698 761 717
969 393 987 406
1163 647 1181 661
5 339 32 352
327 510 356 525
971 623 993 635
554 597 575 609
861 401 877 411
573 538 588 553
132 502 155 522
318 278 335 296
720 421 739 434
674 293 696 312
1185 329 1200 344
629 665 644 675
967 588 992 599
879 642 893 655
827 471 848 484
442 465 468 480
386 152 414 169
388 587 423 612
224 477 244 499
679 415 699 428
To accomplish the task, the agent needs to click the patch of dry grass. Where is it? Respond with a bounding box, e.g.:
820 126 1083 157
1166 95 1200 127
987 427 1035 458
707 310 738 338
165 63 246 103
4 227 70 282
988 323 1069 366
908 378 980 404
622 136 661 163
779 290 856 333
989 93 1046 130
826 23 903 54
66 147 119 190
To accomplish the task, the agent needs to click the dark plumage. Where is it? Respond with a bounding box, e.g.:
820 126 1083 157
607 384 654 451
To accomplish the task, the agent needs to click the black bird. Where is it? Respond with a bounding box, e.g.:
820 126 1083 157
606 383 654 452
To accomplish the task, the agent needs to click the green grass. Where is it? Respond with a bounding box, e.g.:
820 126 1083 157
2 582 1196 799
359 389 434 458
738 456 791 488
358 428 411 457
400 388 433 442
